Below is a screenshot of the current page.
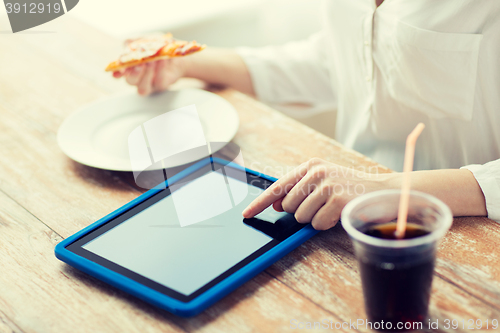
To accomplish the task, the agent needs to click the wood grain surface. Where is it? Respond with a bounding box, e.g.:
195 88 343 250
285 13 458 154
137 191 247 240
0 15 498 333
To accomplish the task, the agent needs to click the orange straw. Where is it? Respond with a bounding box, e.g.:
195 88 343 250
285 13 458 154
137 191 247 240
395 123 425 239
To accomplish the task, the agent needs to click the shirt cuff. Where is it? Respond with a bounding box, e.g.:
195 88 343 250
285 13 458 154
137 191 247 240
461 163 500 222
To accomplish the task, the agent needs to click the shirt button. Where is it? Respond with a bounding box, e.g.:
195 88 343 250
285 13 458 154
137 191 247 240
364 40 370 46
365 76 371 82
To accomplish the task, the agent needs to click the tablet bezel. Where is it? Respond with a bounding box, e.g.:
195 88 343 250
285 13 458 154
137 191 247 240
55 157 319 316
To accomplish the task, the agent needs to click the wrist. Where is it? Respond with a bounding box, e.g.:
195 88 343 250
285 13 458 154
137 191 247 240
176 56 191 78
385 169 487 217
378 172 402 191
182 52 203 79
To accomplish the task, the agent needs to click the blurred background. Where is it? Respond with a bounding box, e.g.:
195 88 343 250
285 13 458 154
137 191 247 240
71 0 322 47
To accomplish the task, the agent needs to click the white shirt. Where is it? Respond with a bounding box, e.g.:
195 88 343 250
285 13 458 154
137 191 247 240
236 0 500 221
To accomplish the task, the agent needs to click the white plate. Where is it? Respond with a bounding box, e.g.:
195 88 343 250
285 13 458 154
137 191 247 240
57 89 239 171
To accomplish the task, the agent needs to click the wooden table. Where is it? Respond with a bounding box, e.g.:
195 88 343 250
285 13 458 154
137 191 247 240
0 16 499 333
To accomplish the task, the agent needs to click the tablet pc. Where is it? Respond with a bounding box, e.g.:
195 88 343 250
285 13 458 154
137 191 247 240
55 157 318 317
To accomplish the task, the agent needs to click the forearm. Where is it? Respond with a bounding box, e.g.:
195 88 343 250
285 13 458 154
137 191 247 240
386 169 487 217
183 48 255 95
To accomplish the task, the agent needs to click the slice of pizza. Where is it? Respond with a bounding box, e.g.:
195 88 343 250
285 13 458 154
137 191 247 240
105 33 206 72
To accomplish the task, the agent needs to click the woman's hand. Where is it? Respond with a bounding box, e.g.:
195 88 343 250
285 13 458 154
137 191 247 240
242 158 393 230
112 58 188 96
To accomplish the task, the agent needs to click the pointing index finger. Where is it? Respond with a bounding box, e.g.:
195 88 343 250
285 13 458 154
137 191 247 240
242 164 307 218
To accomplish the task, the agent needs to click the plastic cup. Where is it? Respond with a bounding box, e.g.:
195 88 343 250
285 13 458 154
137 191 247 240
341 190 452 332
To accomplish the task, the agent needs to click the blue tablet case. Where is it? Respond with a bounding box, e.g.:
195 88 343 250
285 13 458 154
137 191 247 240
55 157 319 317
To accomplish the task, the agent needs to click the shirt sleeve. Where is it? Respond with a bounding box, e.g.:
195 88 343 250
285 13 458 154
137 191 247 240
461 159 500 222
235 31 336 114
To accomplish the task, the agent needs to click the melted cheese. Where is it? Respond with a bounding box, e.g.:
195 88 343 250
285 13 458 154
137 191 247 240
119 34 174 64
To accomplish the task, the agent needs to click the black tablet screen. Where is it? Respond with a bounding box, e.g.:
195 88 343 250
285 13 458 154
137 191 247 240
67 161 306 302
